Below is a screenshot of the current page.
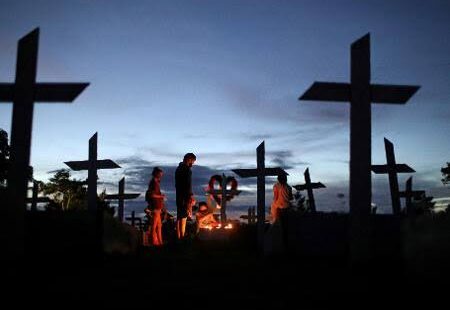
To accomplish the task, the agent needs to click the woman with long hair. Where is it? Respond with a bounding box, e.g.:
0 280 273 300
148 167 165 246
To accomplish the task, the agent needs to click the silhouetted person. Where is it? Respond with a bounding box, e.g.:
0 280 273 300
175 153 196 240
148 167 165 246
270 174 293 223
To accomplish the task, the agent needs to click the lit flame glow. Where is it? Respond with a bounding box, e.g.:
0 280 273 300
201 223 233 230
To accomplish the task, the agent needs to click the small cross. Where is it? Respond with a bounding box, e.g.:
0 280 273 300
64 133 120 257
64 133 121 215
293 168 326 213
399 177 425 215
371 138 415 215
232 141 288 250
105 177 140 222
126 210 142 229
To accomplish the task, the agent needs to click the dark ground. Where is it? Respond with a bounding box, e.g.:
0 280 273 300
3 212 450 309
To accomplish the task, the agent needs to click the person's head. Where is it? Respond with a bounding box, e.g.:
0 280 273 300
152 167 163 180
198 201 208 214
183 153 197 167
198 201 208 211
277 173 287 185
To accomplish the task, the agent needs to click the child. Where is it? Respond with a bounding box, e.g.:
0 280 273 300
195 201 218 232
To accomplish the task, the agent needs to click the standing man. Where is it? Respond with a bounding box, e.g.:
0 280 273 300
175 153 196 239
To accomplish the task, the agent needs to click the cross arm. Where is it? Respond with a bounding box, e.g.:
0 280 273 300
65 159 121 171
232 169 257 178
371 164 415 174
293 184 307 191
299 82 350 102
207 190 242 196
293 182 325 191
105 193 140 200
232 168 288 178
0 83 89 102
371 84 420 104
311 182 326 189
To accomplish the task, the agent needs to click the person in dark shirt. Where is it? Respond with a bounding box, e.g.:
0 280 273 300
175 153 196 239
148 167 165 246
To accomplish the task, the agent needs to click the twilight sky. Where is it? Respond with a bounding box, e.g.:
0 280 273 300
1 0 449 215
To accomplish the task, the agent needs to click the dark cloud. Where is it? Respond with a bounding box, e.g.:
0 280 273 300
223 83 349 126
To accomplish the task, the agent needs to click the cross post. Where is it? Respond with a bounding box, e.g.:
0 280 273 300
105 177 140 222
65 133 120 256
372 138 415 215
0 28 88 258
299 33 419 216
232 141 288 251
298 33 419 263
399 177 425 216
293 168 325 213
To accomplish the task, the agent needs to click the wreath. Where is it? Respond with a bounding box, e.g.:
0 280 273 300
207 174 239 206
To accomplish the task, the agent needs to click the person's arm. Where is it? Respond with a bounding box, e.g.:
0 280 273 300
288 185 293 201
150 192 165 199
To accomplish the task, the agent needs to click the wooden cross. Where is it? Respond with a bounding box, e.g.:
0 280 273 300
64 133 120 215
232 141 288 250
371 138 415 215
299 33 419 216
206 173 241 225
0 28 88 257
239 207 256 224
105 177 140 222
27 180 50 211
399 177 425 216
126 210 142 229
293 168 325 213
64 133 120 257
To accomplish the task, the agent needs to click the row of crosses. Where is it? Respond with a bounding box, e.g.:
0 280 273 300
1 29 139 258
232 33 422 253
2 28 429 260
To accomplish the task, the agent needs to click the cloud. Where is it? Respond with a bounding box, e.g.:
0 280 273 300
113 156 262 206
223 82 349 126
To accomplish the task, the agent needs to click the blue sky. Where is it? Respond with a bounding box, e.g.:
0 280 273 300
1 0 449 214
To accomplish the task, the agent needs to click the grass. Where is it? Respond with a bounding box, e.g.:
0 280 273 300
4 211 450 308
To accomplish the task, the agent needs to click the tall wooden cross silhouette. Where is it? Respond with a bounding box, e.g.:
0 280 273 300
65 133 120 257
206 173 241 224
371 138 415 215
299 33 419 216
0 28 88 257
232 141 288 250
105 177 140 222
293 168 325 213
64 133 120 214
399 177 425 215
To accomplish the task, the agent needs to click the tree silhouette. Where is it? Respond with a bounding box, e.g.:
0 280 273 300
0 128 10 187
0 128 34 185
42 169 87 211
442 162 450 186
